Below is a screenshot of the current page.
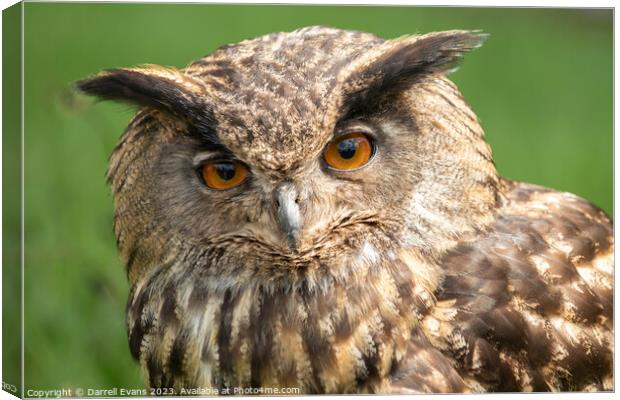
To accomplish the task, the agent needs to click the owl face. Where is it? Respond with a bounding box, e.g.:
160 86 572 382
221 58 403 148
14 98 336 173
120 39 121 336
156 90 419 255
79 27 498 285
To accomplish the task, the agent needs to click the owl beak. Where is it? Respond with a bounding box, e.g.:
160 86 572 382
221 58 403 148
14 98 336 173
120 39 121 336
275 182 302 251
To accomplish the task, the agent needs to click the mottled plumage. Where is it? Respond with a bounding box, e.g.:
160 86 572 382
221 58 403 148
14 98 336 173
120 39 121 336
78 27 613 393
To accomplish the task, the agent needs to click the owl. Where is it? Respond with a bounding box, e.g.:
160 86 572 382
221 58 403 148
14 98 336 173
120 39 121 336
77 27 613 393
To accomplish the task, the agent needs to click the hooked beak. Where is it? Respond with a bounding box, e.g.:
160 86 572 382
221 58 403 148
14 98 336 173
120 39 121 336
275 182 302 251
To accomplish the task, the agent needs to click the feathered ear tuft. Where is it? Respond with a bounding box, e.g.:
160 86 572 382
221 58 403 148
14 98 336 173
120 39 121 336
76 66 215 132
339 30 486 114
376 30 486 78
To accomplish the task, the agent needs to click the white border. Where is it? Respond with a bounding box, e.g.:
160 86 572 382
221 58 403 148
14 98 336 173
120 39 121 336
0 1 616 400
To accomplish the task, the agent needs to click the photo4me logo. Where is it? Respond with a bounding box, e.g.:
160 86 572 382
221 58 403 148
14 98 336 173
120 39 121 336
2 382 17 394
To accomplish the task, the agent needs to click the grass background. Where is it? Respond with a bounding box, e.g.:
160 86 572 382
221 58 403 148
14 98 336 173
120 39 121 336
13 3 612 391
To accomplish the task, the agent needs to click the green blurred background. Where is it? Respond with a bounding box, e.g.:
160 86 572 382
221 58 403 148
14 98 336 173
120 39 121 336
10 3 613 391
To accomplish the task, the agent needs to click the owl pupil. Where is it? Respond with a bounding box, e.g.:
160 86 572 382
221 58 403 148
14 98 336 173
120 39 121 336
337 139 358 159
215 163 236 181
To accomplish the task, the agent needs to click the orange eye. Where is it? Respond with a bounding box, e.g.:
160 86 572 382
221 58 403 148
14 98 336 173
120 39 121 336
201 161 248 190
323 132 374 171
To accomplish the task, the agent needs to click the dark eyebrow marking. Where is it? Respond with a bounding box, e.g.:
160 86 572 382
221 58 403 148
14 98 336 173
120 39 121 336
338 31 486 122
184 109 219 145
77 67 220 144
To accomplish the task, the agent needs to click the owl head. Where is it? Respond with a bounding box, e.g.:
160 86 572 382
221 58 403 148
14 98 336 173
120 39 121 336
78 27 498 288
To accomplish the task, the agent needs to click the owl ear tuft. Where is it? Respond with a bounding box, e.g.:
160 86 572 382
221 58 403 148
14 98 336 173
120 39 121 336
76 66 213 125
340 30 486 112
377 30 487 77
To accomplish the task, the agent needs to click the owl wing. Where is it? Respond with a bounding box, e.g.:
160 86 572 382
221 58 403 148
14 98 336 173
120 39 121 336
398 180 613 392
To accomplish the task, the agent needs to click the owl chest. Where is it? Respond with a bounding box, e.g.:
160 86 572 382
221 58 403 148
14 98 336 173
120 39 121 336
128 262 423 394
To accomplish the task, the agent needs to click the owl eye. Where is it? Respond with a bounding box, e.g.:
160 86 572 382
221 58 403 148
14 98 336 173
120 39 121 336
323 132 374 171
201 161 248 190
